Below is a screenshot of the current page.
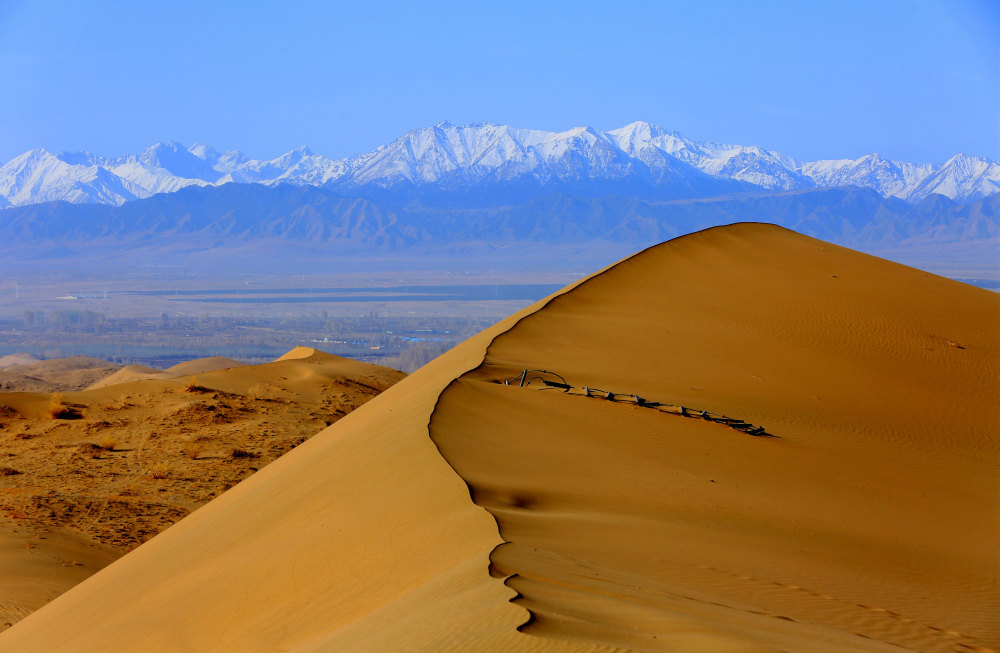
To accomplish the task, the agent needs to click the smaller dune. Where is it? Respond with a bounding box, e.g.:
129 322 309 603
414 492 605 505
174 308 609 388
1 357 121 392
0 372 57 394
85 365 163 390
274 345 318 361
163 356 246 377
0 354 40 370
87 358 248 391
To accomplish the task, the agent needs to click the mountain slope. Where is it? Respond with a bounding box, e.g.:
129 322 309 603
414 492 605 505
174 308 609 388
2 182 995 274
2 122 995 207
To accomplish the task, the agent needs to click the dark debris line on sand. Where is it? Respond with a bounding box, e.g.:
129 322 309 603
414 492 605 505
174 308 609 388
500 369 774 437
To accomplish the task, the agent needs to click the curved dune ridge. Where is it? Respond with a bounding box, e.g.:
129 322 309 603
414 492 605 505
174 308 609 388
0 223 996 652
85 356 247 390
162 356 246 376
85 364 164 389
429 223 1000 652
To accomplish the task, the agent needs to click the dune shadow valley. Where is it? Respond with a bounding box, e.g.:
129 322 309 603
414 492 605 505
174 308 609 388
0 222 997 652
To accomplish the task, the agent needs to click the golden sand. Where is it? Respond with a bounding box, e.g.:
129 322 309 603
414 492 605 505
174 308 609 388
1 224 996 652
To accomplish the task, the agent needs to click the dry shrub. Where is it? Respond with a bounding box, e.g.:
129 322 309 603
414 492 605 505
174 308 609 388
182 442 201 460
48 393 83 420
98 435 117 451
0 467 21 476
245 383 267 400
184 377 210 393
149 462 172 479
110 396 132 410
230 447 257 459
0 404 18 418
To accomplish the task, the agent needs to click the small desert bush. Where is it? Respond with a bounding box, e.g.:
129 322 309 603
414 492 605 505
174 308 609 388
245 383 267 400
98 435 117 451
182 442 201 460
149 462 172 479
48 393 83 420
110 396 131 410
230 447 257 459
184 377 210 393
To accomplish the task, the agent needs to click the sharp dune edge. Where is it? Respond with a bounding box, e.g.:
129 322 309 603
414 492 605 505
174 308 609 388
1 223 997 652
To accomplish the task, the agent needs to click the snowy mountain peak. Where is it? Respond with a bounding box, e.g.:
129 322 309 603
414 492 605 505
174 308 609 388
1 123 996 207
610 120 671 141
188 143 220 160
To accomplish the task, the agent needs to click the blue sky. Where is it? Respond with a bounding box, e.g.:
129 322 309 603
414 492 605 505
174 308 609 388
0 0 996 164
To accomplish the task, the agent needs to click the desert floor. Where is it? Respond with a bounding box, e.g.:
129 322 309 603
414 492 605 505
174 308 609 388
0 348 403 629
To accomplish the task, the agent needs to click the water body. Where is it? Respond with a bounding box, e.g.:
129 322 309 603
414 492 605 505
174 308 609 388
120 284 565 304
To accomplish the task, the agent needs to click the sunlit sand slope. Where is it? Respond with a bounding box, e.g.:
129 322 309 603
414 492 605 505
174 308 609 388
429 223 1000 652
85 364 163 389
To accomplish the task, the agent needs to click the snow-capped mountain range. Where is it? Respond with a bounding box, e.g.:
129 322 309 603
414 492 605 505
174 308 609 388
1 121 997 208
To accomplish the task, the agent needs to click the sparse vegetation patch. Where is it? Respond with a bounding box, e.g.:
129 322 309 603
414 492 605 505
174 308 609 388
48 393 84 420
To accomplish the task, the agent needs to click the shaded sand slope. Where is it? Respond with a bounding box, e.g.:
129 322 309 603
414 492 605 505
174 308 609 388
2 224 996 653
0 327 616 652
429 223 1000 652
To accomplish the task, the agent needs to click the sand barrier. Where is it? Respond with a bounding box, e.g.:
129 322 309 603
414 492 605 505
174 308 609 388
502 369 773 437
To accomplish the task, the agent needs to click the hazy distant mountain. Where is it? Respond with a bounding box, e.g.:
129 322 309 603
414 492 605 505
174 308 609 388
2 122 997 207
2 182 995 274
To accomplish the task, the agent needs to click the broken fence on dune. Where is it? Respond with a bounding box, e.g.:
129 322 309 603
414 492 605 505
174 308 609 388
500 369 774 437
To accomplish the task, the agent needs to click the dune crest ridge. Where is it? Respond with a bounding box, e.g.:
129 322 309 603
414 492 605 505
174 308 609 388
428 223 1000 652
0 299 617 651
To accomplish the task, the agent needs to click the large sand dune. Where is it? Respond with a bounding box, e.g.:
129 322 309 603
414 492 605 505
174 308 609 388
1 223 996 652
